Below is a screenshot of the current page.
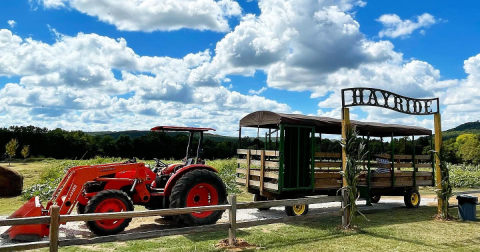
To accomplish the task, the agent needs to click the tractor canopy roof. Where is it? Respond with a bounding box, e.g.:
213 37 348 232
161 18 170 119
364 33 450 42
151 126 216 132
239 111 431 137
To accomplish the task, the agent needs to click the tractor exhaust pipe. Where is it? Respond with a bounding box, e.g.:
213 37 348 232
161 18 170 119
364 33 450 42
1 197 49 241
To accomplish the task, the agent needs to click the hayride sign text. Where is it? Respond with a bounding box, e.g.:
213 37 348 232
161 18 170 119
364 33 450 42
341 87 440 115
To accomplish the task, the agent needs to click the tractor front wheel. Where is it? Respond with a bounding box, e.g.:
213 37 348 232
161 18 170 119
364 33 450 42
84 190 134 236
169 169 227 226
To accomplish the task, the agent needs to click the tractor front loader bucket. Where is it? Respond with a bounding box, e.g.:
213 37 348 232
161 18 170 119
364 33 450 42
1 197 49 241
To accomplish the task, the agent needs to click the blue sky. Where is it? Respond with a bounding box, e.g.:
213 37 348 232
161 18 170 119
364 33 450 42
1 0 480 135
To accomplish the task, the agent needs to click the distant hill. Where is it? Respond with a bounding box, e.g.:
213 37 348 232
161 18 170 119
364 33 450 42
443 121 480 140
87 120 480 142
86 130 238 142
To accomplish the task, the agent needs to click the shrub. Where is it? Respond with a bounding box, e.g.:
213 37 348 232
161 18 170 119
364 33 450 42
22 157 122 201
23 157 240 202
449 164 480 188
208 159 241 194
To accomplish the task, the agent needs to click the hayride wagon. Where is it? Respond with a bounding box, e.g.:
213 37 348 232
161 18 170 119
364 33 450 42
3 126 227 241
236 111 434 216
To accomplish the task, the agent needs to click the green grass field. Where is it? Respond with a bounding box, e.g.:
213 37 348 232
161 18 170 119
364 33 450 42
2 160 480 251
0 162 50 215
53 205 480 252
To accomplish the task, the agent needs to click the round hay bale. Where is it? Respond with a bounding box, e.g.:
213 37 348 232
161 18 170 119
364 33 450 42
0 165 24 197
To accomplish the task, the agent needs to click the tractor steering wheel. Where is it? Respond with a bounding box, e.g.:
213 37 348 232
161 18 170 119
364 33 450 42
153 158 168 168
124 157 137 164
151 158 168 173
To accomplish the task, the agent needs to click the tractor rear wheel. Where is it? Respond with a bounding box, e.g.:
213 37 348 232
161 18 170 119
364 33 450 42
169 169 227 226
76 203 86 214
84 190 134 236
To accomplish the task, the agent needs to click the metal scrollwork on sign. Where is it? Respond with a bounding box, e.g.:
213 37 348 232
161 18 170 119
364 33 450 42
341 87 440 115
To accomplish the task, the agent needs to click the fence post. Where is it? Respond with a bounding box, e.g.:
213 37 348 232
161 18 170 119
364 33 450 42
228 194 237 246
246 150 251 189
49 205 60 252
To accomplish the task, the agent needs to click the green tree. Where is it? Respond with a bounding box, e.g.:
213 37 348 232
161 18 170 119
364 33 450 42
116 135 133 158
456 134 480 164
21 145 30 163
5 138 19 166
442 139 459 163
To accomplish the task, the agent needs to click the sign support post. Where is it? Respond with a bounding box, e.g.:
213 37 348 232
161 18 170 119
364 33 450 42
434 113 442 214
341 107 350 227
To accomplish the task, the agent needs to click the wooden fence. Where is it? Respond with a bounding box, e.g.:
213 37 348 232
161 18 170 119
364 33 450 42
0 195 342 252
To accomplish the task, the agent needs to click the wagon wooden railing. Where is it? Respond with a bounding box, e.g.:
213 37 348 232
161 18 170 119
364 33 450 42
236 149 280 193
0 195 342 252
237 149 434 192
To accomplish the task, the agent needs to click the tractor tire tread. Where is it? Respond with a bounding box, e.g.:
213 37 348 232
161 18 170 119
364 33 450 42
169 169 227 226
84 189 134 236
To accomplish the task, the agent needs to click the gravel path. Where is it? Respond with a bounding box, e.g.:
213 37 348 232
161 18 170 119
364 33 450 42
0 197 437 246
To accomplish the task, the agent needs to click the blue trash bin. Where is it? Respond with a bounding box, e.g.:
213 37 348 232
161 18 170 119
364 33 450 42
456 194 478 221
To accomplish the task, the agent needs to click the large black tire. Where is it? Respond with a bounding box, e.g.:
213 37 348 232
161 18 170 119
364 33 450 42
84 190 134 236
370 194 381 204
169 169 227 226
404 188 421 208
253 194 271 211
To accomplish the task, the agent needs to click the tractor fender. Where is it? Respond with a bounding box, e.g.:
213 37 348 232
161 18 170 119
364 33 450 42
163 164 218 197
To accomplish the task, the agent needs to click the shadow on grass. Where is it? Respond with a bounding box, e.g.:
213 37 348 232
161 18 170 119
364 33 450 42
243 206 446 250
184 229 249 243
184 206 441 250
356 229 434 248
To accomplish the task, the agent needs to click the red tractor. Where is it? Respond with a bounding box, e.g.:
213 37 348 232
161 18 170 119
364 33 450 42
2 126 227 241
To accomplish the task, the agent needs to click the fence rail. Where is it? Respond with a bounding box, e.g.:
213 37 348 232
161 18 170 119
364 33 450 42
0 195 342 252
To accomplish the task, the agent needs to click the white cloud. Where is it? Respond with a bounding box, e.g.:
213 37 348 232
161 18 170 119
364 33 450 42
189 0 399 89
183 0 460 132
377 13 439 39
0 28 290 135
356 1 366 8
35 0 66 8
248 87 267 95
314 52 480 131
34 0 242 32
7 20 16 28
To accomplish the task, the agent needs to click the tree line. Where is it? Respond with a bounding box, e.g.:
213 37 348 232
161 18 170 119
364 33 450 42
0 126 263 160
4 125 475 164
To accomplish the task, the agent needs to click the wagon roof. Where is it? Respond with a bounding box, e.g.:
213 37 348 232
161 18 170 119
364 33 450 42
239 111 431 137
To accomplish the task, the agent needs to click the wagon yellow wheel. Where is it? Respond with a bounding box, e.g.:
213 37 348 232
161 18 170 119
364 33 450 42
370 194 381 204
285 204 309 216
404 189 420 208
253 194 271 211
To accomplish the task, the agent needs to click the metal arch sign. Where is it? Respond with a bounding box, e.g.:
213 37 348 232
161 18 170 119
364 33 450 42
341 87 440 115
